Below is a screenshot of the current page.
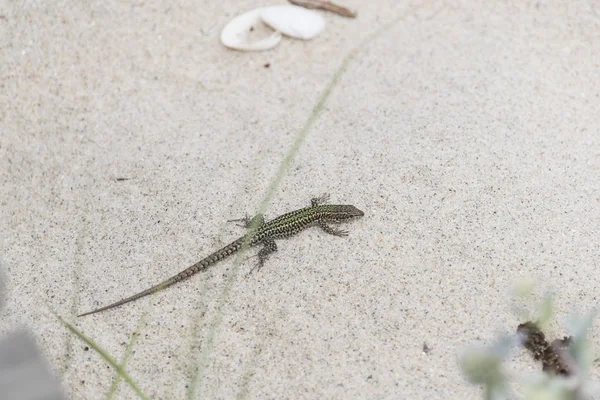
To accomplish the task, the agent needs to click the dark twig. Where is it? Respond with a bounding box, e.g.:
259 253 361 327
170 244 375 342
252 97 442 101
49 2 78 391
517 321 572 376
289 0 357 18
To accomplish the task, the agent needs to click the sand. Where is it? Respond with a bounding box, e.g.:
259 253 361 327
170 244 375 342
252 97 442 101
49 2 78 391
1 0 599 398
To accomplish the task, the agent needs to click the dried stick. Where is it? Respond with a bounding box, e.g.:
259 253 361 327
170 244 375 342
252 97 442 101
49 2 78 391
289 0 357 18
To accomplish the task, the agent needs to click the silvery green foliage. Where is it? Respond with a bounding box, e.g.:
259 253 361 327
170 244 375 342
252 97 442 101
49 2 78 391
523 375 577 400
565 311 596 377
511 279 554 329
461 335 521 400
462 282 598 400
521 311 598 399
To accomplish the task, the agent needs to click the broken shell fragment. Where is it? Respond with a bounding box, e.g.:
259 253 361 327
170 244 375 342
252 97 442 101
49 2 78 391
220 8 282 51
261 5 325 40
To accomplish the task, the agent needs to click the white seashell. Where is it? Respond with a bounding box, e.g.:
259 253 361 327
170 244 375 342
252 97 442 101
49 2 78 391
261 5 325 40
221 8 282 51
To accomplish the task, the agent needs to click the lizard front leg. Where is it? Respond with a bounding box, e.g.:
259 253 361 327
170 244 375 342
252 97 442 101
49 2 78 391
318 220 348 237
311 193 330 207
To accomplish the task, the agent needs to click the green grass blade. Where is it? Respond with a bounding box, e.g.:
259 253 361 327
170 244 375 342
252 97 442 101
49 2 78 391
51 310 149 400
106 306 149 399
187 13 408 400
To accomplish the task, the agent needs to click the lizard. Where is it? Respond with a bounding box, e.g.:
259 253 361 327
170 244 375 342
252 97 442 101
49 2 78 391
78 194 364 317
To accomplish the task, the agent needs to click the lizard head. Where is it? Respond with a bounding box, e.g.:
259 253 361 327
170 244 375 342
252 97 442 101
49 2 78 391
327 204 364 221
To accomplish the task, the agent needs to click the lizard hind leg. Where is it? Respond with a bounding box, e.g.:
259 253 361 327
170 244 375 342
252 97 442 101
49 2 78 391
228 214 265 229
249 239 277 274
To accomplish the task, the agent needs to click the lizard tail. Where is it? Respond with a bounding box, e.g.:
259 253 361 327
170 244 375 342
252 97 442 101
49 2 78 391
78 238 245 317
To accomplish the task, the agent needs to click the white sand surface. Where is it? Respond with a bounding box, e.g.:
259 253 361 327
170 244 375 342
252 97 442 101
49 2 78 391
1 1 599 398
